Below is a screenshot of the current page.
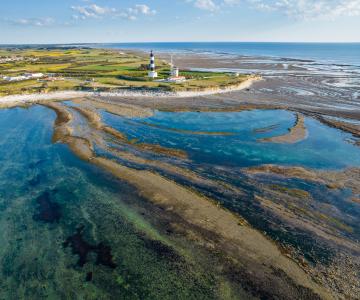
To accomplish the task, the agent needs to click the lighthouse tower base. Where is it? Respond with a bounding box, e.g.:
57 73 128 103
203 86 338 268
148 71 158 78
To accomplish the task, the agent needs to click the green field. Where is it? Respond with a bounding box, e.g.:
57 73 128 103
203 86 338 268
0 48 248 96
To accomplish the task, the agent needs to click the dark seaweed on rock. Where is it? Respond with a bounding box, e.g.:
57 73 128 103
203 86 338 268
85 272 93 282
225 264 322 300
64 226 117 269
141 238 181 262
33 191 62 223
95 242 117 269
63 226 91 267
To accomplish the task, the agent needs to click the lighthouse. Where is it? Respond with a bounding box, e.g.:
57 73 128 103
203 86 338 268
166 54 185 83
170 55 179 77
148 50 158 78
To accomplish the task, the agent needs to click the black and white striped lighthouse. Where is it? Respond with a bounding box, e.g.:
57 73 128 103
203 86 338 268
148 50 158 78
150 50 155 71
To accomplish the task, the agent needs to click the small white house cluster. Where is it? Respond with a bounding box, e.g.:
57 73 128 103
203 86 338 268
1 73 45 82
0 56 24 64
0 56 38 64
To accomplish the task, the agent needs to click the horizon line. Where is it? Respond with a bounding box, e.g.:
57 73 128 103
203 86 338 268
1 41 360 46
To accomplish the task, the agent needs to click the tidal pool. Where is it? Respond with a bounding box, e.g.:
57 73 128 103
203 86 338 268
101 109 360 169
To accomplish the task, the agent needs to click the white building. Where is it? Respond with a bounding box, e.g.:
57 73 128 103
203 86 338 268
169 55 179 77
28 73 44 79
167 55 185 83
1 73 44 82
171 66 179 77
2 75 26 82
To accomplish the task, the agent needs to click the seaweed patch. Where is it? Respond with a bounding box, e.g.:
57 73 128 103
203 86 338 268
64 226 117 269
95 243 117 269
142 238 181 262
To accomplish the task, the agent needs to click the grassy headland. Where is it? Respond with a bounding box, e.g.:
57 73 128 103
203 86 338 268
0 47 249 96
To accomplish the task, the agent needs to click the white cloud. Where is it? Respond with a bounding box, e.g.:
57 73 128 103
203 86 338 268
133 4 156 15
186 0 219 11
222 0 240 5
71 4 116 19
185 0 360 19
195 0 218 11
10 17 55 27
71 3 156 21
250 0 360 19
126 4 157 19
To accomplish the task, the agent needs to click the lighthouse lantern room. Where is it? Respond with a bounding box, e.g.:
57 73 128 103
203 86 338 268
148 50 158 78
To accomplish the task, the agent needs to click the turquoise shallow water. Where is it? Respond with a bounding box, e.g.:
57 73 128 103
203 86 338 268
101 109 360 170
0 106 219 299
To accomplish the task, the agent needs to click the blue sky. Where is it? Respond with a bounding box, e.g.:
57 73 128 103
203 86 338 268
1 0 359 44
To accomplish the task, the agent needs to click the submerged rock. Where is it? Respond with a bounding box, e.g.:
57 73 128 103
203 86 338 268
33 191 61 223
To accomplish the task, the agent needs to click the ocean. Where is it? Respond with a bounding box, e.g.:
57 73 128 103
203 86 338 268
96 42 360 66
2 41 359 67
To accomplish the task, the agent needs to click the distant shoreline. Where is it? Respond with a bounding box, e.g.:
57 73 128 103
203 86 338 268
0 76 261 108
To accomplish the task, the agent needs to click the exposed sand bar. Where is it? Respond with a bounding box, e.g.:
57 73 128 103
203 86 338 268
259 113 308 144
72 98 153 118
246 164 321 182
42 102 94 161
246 164 360 195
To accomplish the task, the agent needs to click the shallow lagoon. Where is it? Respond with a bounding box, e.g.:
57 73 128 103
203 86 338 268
102 109 360 169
